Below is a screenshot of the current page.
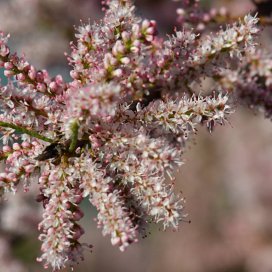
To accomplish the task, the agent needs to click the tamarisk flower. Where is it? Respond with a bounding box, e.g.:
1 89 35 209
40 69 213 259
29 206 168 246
0 31 66 141
215 50 272 118
175 0 231 32
37 163 85 270
0 0 261 270
236 50 272 118
179 14 259 91
77 157 138 251
0 141 42 196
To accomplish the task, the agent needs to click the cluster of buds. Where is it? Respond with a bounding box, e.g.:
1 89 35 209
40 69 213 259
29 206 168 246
0 0 268 270
216 50 272 118
0 141 42 195
175 0 230 32
238 51 272 118
174 0 272 32
0 32 65 96
37 164 86 270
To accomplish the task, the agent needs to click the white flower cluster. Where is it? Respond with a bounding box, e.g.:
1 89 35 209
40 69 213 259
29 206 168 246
0 0 263 270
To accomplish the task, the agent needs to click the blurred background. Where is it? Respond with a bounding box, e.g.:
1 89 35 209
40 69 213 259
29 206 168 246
0 0 272 271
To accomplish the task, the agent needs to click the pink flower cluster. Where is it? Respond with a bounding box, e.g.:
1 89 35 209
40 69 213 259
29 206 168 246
0 0 265 270
0 141 42 195
175 0 230 32
218 49 272 118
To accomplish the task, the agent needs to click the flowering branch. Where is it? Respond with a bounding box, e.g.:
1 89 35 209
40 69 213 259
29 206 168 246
0 121 54 143
0 0 267 270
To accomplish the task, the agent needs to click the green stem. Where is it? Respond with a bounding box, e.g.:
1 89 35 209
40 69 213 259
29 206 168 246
0 121 54 143
69 120 79 153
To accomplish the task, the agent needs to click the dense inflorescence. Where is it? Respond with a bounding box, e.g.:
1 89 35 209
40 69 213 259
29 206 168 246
0 0 267 270
216 50 272 118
